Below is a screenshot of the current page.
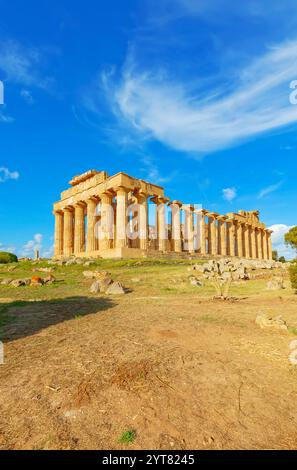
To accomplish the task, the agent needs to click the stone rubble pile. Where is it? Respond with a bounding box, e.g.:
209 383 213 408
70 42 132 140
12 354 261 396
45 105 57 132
255 313 288 331
48 257 97 267
191 258 288 283
266 276 285 290
192 259 250 281
84 271 126 295
1 275 56 287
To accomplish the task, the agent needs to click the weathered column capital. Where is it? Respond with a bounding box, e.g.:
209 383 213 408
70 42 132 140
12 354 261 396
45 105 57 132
151 195 170 205
53 209 63 216
217 215 227 223
208 211 219 220
73 200 86 209
63 205 74 213
114 185 130 194
169 200 183 208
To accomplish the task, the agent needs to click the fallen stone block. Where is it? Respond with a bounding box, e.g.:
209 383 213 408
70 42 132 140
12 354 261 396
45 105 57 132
256 313 288 331
106 281 126 295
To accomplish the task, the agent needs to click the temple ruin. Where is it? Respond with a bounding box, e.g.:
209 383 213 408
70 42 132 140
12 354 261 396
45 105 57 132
53 170 273 260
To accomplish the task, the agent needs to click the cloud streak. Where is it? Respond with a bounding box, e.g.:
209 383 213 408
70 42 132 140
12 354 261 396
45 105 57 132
222 187 237 201
257 180 283 199
0 167 19 183
0 40 48 88
104 40 297 154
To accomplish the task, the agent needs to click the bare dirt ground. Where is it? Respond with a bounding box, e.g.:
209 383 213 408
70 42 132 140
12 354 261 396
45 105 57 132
0 259 297 450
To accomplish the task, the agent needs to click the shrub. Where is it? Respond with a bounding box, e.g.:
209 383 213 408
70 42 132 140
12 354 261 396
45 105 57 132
118 430 136 444
289 262 297 292
0 252 18 264
279 256 286 263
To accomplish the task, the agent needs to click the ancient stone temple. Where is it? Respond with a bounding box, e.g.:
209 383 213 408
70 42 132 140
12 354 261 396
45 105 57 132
53 170 273 260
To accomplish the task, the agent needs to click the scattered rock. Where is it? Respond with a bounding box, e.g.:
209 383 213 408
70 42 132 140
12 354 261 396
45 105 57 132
266 277 285 290
44 275 56 284
1 278 13 285
65 259 76 266
31 276 44 286
106 281 126 295
11 279 26 287
190 278 203 287
83 270 95 279
98 277 113 293
84 261 95 267
255 313 288 331
83 270 111 280
7 265 17 272
34 267 55 273
90 280 101 294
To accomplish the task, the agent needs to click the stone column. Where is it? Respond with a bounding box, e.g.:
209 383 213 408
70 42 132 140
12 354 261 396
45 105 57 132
199 210 207 255
263 229 268 260
217 216 227 256
251 226 257 259
100 192 114 250
171 201 182 252
227 219 235 257
207 216 213 254
256 228 263 259
244 224 251 259
115 187 129 249
63 207 74 256
237 222 244 258
184 204 195 253
154 197 169 252
74 203 86 255
86 198 97 253
136 191 148 250
267 231 273 260
54 211 64 257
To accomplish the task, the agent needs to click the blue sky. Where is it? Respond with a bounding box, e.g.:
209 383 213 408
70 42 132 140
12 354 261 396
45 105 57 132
0 0 296 258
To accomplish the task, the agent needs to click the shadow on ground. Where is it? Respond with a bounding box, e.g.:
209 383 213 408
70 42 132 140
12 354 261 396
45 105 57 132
0 296 116 342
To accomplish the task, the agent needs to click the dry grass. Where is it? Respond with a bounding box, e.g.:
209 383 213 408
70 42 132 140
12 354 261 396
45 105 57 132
0 259 296 450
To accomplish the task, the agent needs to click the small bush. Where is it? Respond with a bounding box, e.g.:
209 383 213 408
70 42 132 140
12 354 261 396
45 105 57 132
118 430 136 444
0 252 18 264
289 263 297 292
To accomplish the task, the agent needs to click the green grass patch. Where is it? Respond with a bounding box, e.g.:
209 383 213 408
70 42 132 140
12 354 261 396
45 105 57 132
118 430 136 444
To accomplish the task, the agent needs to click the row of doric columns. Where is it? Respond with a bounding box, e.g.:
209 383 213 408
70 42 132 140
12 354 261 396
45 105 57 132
54 194 273 259
198 212 272 260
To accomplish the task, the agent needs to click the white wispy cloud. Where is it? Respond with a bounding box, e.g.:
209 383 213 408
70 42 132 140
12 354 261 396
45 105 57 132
222 187 237 201
0 242 16 253
42 244 54 258
155 0 297 23
22 233 43 257
269 223 296 260
139 154 176 185
0 111 13 123
103 40 297 154
257 180 283 199
0 167 19 183
20 89 34 104
0 40 51 90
